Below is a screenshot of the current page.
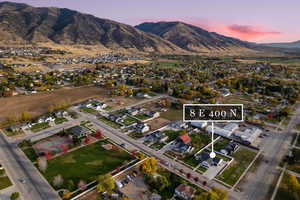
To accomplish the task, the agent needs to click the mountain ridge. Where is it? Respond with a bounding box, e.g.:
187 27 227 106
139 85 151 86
135 21 252 52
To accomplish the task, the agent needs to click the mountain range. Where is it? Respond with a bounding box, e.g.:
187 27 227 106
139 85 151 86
261 40 300 49
0 2 297 54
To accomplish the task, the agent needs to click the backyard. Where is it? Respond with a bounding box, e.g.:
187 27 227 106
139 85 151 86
216 147 257 186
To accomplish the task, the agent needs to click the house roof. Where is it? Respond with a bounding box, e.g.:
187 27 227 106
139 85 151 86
178 134 191 144
69 126 91 137
176 184 196 198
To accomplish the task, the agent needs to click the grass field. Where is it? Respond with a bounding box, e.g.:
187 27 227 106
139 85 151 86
98 117 121 129
160 109 183 121
55 117 68 125
216 147 257 186
31 122 50 132
0 169 12 190
80 107 96 114
287 148 300 174
41 140 133 190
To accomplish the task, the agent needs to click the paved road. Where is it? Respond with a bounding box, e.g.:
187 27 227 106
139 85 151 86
78 110 242 200
0 133 60 200
242 103 300 200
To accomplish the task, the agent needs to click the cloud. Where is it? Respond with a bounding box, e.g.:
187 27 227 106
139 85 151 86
226 24 281 40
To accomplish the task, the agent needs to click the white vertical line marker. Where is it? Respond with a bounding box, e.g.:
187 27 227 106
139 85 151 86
211 122 214 152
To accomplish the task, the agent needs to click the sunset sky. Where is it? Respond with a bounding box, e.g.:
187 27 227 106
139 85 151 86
7 0 300 43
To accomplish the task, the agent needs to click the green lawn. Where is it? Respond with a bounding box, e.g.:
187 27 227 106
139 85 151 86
23 147 38 162
135 114 149 120
80 107 96 114
149 142 165 150
212 138 231 152
128 132 144 139
98 117 121 129
160 109 183 121
0 176 12 190
182 155 200 168
122 117 137 126
190 132 210 151
287 148 300 174
163 130 182 142
41 140 133 190
55 117 68 125
216 147 257 186
0 170 12 190
31 122 50 132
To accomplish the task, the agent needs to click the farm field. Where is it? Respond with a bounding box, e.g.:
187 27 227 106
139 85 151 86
0 86 110 124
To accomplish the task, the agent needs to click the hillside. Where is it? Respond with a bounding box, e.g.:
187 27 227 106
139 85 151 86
261 40 300 49
135 21 252 52
0 2 182 53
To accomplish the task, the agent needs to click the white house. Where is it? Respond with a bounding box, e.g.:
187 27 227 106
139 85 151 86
190 122 208 129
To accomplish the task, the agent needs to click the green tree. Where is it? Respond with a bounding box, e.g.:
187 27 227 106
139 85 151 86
97 174 115 194
10 192 20 200
140 157 157 174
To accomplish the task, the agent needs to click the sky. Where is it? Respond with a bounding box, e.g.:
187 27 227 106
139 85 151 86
4 0 300 43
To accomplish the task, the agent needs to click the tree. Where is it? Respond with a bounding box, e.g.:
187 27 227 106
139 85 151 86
21 111 31 122
285 174 300 199
154 176 170 191
63 191 72 199
97 173 115 194
140 157 157 174
53 174 64 187
10 192 20 200
67 180 76 191
37 156 48 172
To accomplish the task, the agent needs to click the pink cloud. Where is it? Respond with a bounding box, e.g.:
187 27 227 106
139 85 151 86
226 24 281 40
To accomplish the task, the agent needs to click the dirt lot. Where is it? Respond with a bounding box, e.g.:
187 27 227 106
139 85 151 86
147 118 170 131
0 86 110 123
0 86 145 125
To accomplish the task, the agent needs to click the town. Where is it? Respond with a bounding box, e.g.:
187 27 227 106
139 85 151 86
0 45 299 200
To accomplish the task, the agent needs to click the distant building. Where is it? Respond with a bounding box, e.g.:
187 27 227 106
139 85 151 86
233 128 262 144
206 126 232 137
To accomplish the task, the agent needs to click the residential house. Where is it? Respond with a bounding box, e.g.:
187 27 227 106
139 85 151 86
147 111 160 118
177 134 191 144
175 184 196 200
144 131 168 143
173 134 193 154
135 123 150 133
54 110 69 118
69 126 92 138
169 121 188 130
220 142 239 155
